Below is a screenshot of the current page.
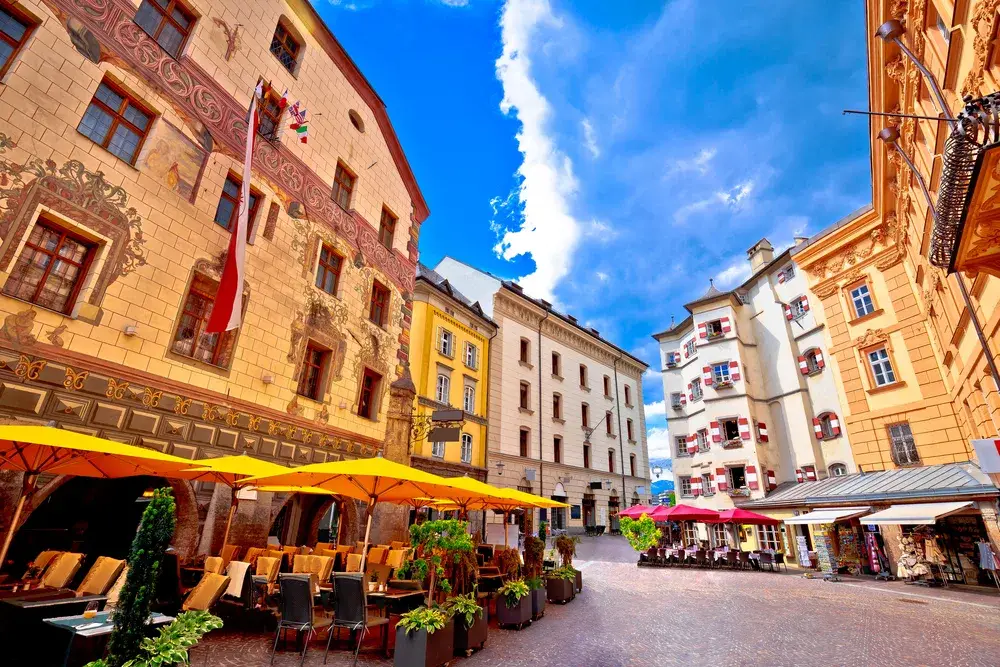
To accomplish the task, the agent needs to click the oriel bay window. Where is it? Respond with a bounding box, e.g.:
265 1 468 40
3 219 95 314
315 244 343 296
134 0 195 58
357 367 382 419
214 174 261 235
0 2 38 79
78 80 153 165
171 273 237 367
296 342 329 401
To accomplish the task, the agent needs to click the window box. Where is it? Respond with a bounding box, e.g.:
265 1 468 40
713 380 733 389
670 402 683 410
728 487 751 498
706 330 725 340
722 439 743 450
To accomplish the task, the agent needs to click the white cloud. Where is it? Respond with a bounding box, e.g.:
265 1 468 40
582 118 599 158
717 180 754 205
438 0 470 5
715 260 751 288
673 178 756 223
643 399 665 419
645 426 673 459
595 271 609 282
493 0 582 302
666 147 716 177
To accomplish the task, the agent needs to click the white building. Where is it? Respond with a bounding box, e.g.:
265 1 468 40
653 239 855 511
435 257 652 534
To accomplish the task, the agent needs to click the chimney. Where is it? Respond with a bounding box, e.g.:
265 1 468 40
794 236 808 246
746 238 774 273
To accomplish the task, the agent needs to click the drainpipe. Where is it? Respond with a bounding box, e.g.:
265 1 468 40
613 354 628 503
536 310 551 526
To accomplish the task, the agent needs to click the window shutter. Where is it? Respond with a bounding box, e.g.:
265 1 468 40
815 351 825 369
766 469 777 490
680 393 687 405
710 421 721 443
795 469 804 484
697 323 708 339
738 417 751 440
702 366 713 386
687 383 693 402
721 317 732 334
777 270 786 284
812 417 823 439
729 360 740 381
684 344 690 358
805 467 817 481
798 356 809 375
691 476 702 496
715 468 728 492
801 296 810 311
686 434 697 455
757 421 769 442
784 304 793 320
745 465 759 490
436 327 443 351
830 414 841 436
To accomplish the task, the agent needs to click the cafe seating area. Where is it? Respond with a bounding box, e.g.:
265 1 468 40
639 544 788 572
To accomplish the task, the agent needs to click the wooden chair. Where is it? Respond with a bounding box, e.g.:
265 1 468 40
25 550 63 579
390 541 405 550
182 572 230 611
245 547 266 567
204 556 224 575
221 544 240 567
385 549 406 570
41 553 85 589
367 547 387 565
345 554 362 573
76 557 125 596
774 552 787 572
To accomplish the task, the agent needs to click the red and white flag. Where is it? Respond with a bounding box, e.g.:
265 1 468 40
206 82 261 334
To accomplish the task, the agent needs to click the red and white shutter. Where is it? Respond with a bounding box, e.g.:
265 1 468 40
729 360 740 381
686 435 697 455
715 468 728 492
702 366 713 386
687 383 693 402
746 465 760 490
766 469 777 490
721 317 732 334
798 355 809 375
710 421 722 443
697 322 708 339
757 421 769 442
795 469 804 484
691 476 702 496
684 343 691 358
800 296 810 311
830 414 841 436
784 304 793 320
815 351 825 369
680 393 687 405
805 467 817 481
738 417 751 440
777 270 786 284
812 417 823 439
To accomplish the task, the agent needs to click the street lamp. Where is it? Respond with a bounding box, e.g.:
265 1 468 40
494 460 505 476
652 466 663 479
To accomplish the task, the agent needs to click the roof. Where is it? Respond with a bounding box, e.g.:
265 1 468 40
790 205 874 258
415 263 495 326
739 462 998 509
289 0 429 222
651 314 694 341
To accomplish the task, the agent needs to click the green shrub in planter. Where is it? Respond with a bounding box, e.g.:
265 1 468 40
84 611 222 667
496 579 531 629
395 607 454 667
446 592 487 656
546 566 575 604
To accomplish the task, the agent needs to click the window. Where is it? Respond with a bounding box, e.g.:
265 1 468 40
782 264 795 281
670 392 683 409
583 444 591 469
551 351 561 377
134 0 194 58
727 466 747 490
213 174 261 234
607 449 615 473
431 441 445 458
629 454 636 477
519 338 530 363
829 463 848 477
378 207 396 249
463 385 475 413
696 429 709 452
691 379 703 401
889 422 920 465
626 418 634 441
253 87 283 141
804 349 822 374
519 381 530 409
701 474 714 496
553 436 562 463
3 220 95 314
439 329 454 357
581 403 590 428
552 393 562 419
0 3 36 79
460 433 473 464
675 436 689 458
315 244 343 296
78 81 153 165
867 347 897 387
603 375 611 396
791 296 808 319
605 411 613 435
579 364 589 388
683 522 697 544
706 320 723 337
170 273 236 367
270 20 300 72
679 476 692 497
519 428 529 457
850 283 875 318
358 368 381 419
712 523 728 545
624 385 632 406
818 414 836 439
712 362 731 385
296 343 329 400
464 342 478 369
684 339 696 357
369 280 390 327
332 162 356 210
721 419 741 442
757 525 781 551
436 374 450 404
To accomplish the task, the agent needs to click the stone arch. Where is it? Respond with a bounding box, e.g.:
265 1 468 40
271 492 363 547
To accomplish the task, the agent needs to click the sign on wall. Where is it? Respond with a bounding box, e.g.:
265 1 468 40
972 439 1000 487
571 505 581 520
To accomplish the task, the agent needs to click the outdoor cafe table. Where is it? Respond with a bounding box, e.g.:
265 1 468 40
0 593 108 664
44 610 174 667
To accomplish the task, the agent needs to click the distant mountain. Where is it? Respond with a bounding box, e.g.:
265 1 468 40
651 479 674 495
648 457 673 496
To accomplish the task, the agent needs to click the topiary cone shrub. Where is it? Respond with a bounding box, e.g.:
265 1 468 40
105 487 177 667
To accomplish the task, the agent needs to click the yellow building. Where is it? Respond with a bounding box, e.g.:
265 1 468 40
409 264 496 481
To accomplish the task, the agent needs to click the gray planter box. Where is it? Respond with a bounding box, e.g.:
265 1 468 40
530 587 546 619
495 594 531 629
546 577 574 604
453 605 488 656
394 618 454 667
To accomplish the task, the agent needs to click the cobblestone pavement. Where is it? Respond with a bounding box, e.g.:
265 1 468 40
194 536 1000 667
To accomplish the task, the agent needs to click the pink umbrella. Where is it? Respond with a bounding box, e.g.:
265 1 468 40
704 508 780 525
656 503 719 522
618 504 656 519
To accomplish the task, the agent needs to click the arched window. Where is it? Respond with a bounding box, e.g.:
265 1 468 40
829 463 848 477
463 385 475 413
804 348 825 374
814 412 841 440
436 374 450 403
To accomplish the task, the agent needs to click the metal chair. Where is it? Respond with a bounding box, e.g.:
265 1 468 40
738 551 752 570
271 574 328 666
759 551 775 572
774 552 787 572
324 573 389 666
725 551 739 569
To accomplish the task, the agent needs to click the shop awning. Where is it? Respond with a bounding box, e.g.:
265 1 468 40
859 501 974 525
783 507 870 525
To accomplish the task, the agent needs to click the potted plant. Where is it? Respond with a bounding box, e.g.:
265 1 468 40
84 610 223 667
545 566 575 604
522 536 546 619
495 579 531 629
446 592 486 657
620 515 662 567
398 519 475 605
394 607 454 667
555 534 583 593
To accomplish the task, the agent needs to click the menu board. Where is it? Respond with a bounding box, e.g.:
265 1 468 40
814 524 838 574
796 536 812 567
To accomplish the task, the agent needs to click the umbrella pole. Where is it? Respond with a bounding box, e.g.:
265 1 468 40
0 473 37 567
219 488 238 555
359 498 375 572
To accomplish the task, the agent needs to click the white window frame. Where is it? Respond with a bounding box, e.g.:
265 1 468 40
670 392 682 408
675 436 690 458
706 320 723 336
460 433 473 464
691 379 703 401
439 329 454 357
757 525 781 551
783 264 795 281
712 362 731 384
436 374 450 403
463 385 475 413
850 284 875 318
819 414 835 439
431 441 445 458
791 297 807 319
701 473 714 496
868 347 896 387
464 342 478 369
829 463 848 477
696 429 709 452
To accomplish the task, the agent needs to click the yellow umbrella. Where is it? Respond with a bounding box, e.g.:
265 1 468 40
0 425 194 566
244 456 493 569
173 455 291 552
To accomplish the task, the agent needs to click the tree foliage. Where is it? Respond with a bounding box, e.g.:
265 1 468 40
399 519 475 604
620 515 661 553
554 534 579 567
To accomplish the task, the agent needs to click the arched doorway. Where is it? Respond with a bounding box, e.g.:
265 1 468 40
269 493 362 548
551 482 568 531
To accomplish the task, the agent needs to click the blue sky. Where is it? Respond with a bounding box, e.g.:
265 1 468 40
320 0 873 462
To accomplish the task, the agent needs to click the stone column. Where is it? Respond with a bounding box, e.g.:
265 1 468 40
369 365 416 545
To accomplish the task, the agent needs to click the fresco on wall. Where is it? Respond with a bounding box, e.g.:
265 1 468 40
140 121 207 204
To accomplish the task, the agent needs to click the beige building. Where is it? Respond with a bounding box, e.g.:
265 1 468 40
434 257 651 536
0 0 427 560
